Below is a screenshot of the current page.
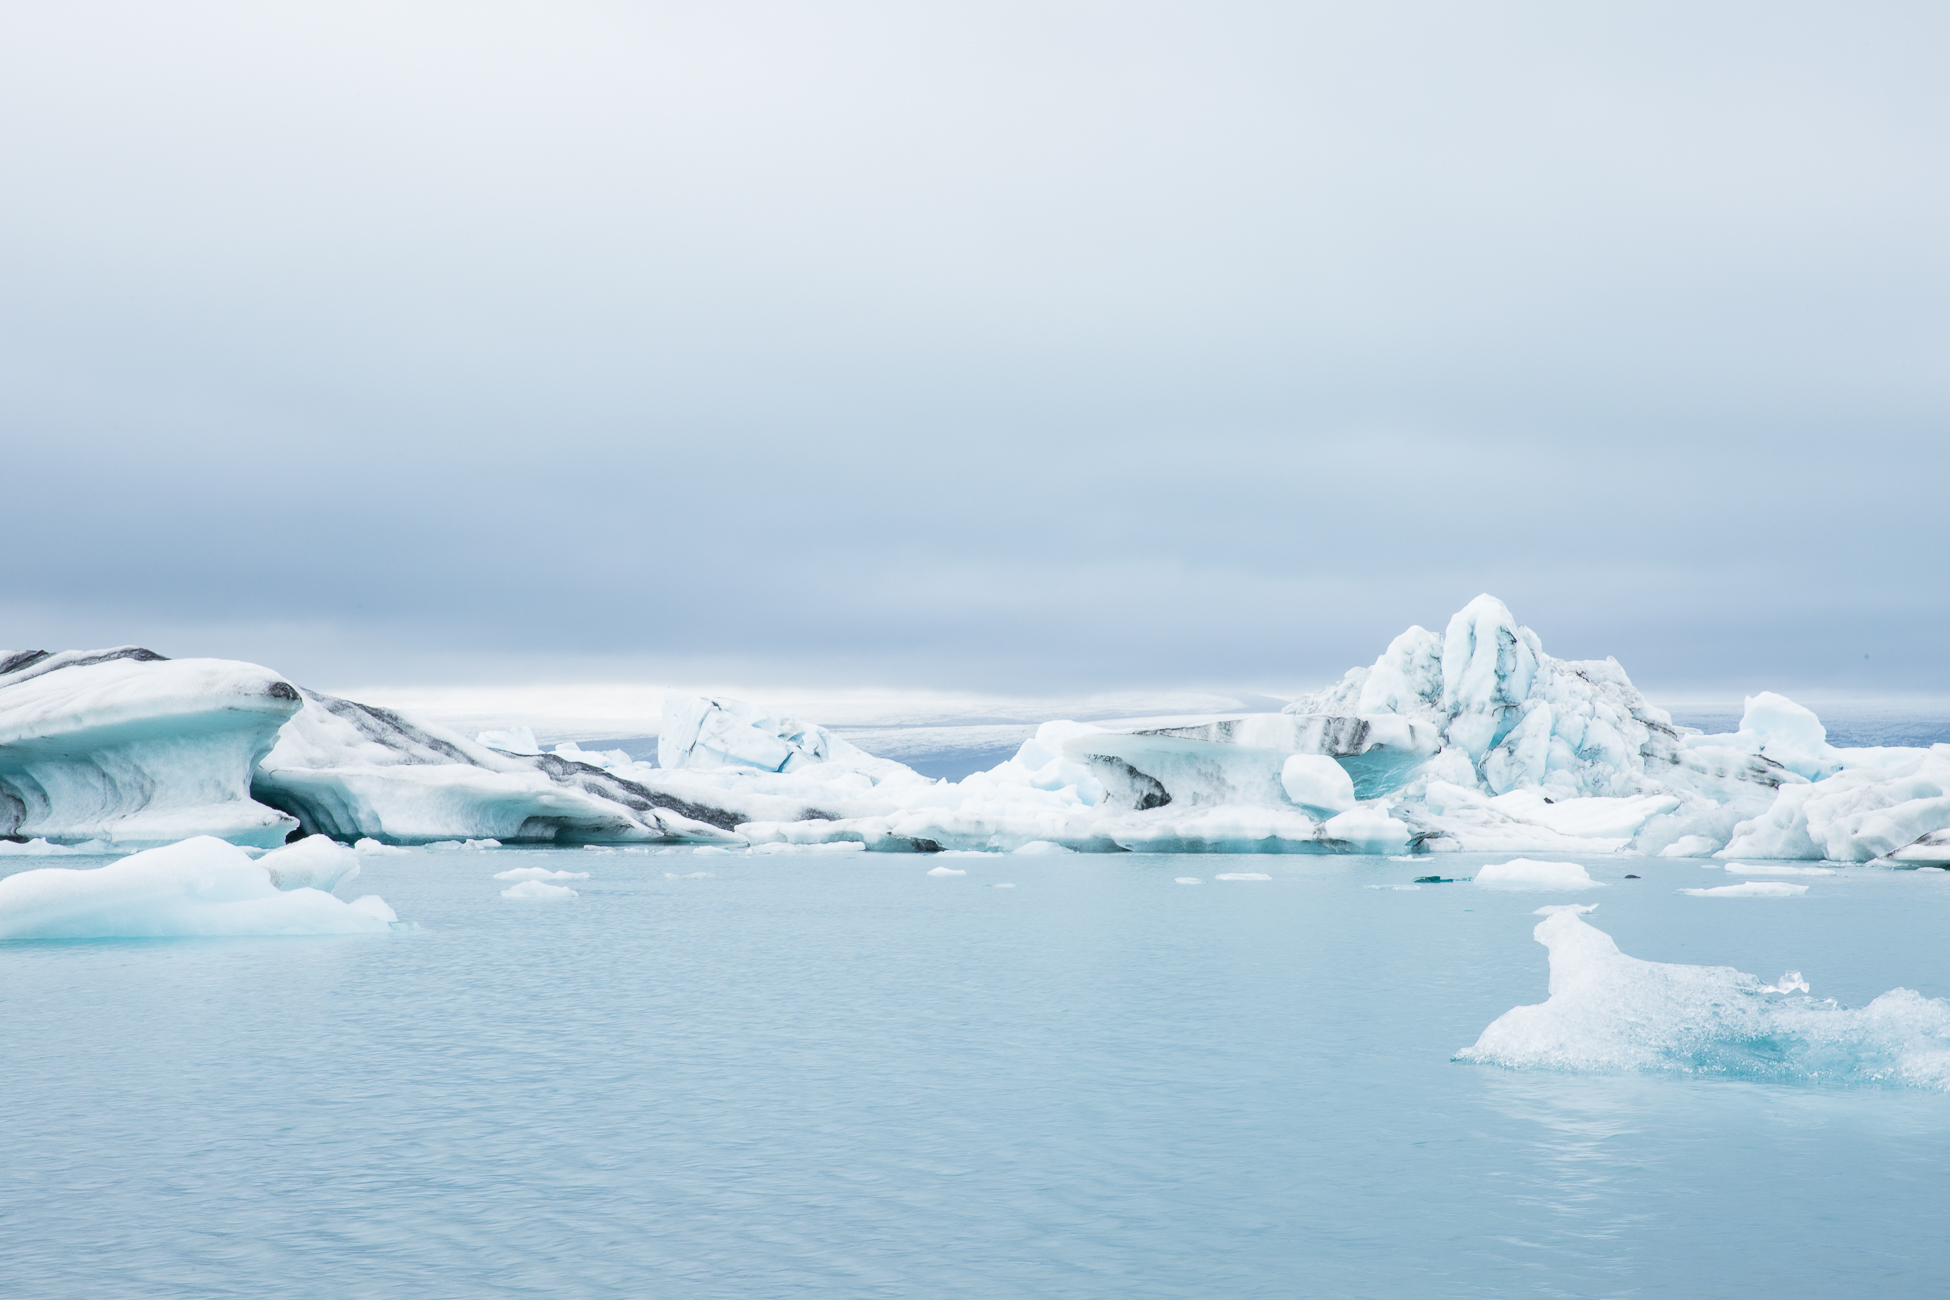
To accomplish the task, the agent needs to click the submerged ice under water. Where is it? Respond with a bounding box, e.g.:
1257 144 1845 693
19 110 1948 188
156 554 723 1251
5 848 1950 1298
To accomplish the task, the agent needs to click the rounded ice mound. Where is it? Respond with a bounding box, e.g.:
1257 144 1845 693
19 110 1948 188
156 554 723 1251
1476 859 1601 889
1280 754 1355 815
501 879 577 899
258 836 361 893
0 835 399 940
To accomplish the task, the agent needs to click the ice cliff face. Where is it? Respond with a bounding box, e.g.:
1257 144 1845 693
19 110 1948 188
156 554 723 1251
0 648 302 848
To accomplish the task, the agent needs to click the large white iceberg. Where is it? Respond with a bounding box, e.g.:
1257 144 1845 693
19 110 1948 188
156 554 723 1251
0 834 398 940
0 648 302 848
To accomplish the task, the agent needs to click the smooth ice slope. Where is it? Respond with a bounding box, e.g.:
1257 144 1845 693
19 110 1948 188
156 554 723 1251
0 835 398 940
1459 911 1950 1086
0 648 302 847
255 688 740 846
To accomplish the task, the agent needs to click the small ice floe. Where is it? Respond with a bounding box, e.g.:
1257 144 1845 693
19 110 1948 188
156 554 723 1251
993 883 1016 889
493 867 591 882
1013 840 1072 855
926 865 966 877
1476 859 1601 889
1724 862 1836 876
748 841 865 855
663 871 714 879
1366 884 1421 891
353 838 410 855
1533 903 1599 916
1680 881 1809 898
0 836 400 939
1659 835 1721 858
692 846 735 856
428 839 501 852
582 846 617 854
622 847 651 854
501 879 577 899
1215 872 1272 881
0 838 113 856
1175 877 1203 885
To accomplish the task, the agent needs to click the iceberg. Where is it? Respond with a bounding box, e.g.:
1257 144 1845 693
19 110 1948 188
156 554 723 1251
1459 911 1950 1087
0 647 302 848
0 835 398 940
9 595 1942 861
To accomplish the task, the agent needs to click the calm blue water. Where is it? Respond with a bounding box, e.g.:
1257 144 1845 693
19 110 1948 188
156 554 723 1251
6 848 1950 1298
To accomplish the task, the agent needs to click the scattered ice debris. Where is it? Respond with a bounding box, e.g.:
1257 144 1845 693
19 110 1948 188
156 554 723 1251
493 867 592 882
1175 877 1203 884
427 839 502 852
582 845 617 854
1475 859 1601 889
353 838 410 855
1012 840 1072 855
1680 881 1809 898
623 847 651 854
1459 910 1950 1087
692 846 735 856
0 838 113 856
0 835 399 939
1215 872 1272 881
747 841 865 855
501 879 577 899
1724 862 1836 876
663 871 714 879
994 883 1016 889
1533 903 1599 915
1366 884 1422 891
926 866 966 876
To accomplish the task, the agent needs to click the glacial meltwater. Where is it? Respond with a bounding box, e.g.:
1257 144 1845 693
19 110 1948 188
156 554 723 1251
5 846 1950 1298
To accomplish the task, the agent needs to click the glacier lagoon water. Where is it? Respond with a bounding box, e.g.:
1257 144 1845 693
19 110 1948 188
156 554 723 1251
5 849 1950 1298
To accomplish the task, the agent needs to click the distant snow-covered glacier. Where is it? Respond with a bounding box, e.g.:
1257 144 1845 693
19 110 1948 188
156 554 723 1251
4 595 1947 863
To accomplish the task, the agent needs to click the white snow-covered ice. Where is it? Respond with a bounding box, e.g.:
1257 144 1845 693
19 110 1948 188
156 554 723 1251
0 835 398 940
1459 911 1950 1086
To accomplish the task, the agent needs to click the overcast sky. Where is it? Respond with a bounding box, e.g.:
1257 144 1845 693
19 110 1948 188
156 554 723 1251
4 1 1945 700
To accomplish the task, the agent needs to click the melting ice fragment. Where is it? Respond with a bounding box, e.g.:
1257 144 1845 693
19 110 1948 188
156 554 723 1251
493 867 591 882
1680 881 1809 898
1215 872 1272 881
926 866 966 876
501 879 577 899
1475 859 1601 889
0 835 398 939
1459 911 1950 1086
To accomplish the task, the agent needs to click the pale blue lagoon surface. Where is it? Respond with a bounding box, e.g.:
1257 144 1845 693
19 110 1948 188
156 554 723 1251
6 849 1950 1298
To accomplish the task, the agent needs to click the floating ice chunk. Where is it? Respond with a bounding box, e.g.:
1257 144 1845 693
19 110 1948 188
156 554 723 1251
583 845 616 853
692 846 735 856
1476 859 1601 889
1680 881 1809 897
1320 805 1411 854
1724 862 1835 876
1659 835 1720 858
926 866 966 876
1215 872 1272 881
493 867 592 882
475 726 541 755
1533 903 1599 915
1280 754 1356 815
0 836 399 939
748 841 866 855
1889 829 1950 867
663 871 714 879
353 838 410 855
1013 840 1072 855
1459 911 1950 1086
1760 971 1811 993
501 879 577 899
0 837 113 856
1175 877 1203 884
994 883 1016 888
